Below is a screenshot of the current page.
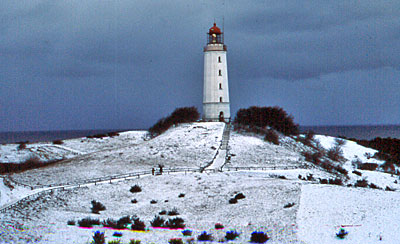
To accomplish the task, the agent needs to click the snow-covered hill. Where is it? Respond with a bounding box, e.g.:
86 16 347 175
0 122 399 243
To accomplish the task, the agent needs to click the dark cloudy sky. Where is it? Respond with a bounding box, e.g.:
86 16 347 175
1 1 400 131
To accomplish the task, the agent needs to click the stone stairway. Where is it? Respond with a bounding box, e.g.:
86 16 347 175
204 123 232 172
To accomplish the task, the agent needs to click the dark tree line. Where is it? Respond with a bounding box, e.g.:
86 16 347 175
234 106 299 136
149 107 200 137
353 137 400 167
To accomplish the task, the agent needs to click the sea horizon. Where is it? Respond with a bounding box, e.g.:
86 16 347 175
1 124 400 144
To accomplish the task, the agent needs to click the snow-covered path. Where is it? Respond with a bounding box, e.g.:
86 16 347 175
205 124 231 171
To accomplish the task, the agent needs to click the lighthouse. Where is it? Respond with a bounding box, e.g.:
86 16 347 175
203 23 230 122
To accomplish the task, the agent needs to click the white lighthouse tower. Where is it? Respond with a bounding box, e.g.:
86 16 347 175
203 23 230 122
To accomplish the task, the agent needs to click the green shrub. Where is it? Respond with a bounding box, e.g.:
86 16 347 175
129 240 141 244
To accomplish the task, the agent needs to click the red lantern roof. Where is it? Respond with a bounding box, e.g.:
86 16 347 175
209 23 222 35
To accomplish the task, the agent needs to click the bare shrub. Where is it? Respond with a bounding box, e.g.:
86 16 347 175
18 142 27 150
358 163 378 171
334 138 346 147
215 223 224 229
264 129 279 145
225 230 240 240
92 231 105 244
250 231 270 243
91 200 106 214
130 185 142 193
197 231 213 241
327 146 344 162
234 106 299 136
284 202 295 208
52 140 63 145
355 179 369 188
150 216 165 227
165 217 185 229
131 217 146 231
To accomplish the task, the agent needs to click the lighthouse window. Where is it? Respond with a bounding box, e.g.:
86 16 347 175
219 83 222 89
218 56 221 63
219 70 222 76
220 97 223 102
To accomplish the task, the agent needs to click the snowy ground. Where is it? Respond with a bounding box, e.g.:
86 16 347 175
0 172 303 244
10 123 224 186
228 132 308 169
1 123 400 243
298 184 400 244
0 131 147 163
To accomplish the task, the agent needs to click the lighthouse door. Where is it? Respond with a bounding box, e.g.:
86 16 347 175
219 111 224 122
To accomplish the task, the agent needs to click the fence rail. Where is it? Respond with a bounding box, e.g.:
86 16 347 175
1 164 312 213
224 165 307 171
0 167 200 213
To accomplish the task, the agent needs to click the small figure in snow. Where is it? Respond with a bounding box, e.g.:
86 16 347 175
152 168 155 175
336 228 348 239
159 164 163 175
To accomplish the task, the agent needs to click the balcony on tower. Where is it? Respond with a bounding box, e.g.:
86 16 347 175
204 23 227 52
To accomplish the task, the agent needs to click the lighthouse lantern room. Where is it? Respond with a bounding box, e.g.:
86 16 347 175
203 23 230 122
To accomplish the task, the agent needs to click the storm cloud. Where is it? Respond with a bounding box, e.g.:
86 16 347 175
1 0 399 131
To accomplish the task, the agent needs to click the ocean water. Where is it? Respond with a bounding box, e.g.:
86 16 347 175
1 125 399 144
300 125 400 140
0 129 131 144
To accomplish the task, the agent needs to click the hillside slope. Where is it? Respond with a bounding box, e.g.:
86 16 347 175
10 123 224 186
1 123 400 243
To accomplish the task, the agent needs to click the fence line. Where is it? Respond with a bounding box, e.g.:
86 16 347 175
1 164 312 213
224 165 308 171
0 167 200 213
